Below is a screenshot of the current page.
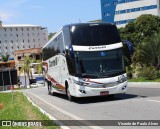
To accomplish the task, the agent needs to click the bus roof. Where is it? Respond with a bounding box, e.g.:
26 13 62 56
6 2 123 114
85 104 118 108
63 22 115 28
42 22 116 49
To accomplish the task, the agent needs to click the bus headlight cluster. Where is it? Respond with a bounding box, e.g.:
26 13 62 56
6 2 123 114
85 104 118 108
118 75 127 83
74 80 89 86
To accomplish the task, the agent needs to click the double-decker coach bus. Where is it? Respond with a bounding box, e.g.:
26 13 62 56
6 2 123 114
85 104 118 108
42 23 127 101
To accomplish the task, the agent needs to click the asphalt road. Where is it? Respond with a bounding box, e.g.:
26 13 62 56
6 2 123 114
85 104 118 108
23 83 160 129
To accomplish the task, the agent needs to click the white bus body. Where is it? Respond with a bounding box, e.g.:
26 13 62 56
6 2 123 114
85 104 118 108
42 23 127 101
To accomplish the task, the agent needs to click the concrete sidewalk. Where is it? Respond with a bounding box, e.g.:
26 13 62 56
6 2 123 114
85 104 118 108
128 82 160 88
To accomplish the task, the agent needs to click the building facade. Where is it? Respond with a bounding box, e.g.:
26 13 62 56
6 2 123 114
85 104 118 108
14 48 42 71
0 21 48 58
101 0 160 28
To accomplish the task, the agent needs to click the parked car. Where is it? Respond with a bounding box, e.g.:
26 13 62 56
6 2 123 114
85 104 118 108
30 83 44 88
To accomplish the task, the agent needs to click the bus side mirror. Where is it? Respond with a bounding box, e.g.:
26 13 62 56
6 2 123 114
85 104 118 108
66 45 74 59
122 40 134 56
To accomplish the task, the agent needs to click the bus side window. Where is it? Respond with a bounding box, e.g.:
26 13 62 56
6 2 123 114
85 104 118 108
58 32 65 54
63 28 71 46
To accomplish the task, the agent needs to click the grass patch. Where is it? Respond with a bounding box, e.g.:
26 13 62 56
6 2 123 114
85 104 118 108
0 92 59 129
128 77 160 82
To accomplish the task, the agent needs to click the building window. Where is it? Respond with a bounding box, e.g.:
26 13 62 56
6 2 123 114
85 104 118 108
22 28 23 31
6 46 7 49
27 28 29 31
28 33 29 37
126 9 131 13
16 28 18 31
131 8 136 12
104 2 110 7
11 40 13 43
17 34 18 37
33 39 35 42
5 40 7 43
18 56 21 60
113 1 118 5
104 12 110 17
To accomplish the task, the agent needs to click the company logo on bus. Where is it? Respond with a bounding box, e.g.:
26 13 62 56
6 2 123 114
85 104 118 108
49 57 58 67
89 46 106 50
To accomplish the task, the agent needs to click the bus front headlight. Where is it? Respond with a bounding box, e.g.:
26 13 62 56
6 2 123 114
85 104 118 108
74 80 89 86
118 75 127 83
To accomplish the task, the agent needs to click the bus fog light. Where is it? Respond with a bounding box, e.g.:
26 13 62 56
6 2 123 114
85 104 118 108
122 86 127 90
79 90 86 94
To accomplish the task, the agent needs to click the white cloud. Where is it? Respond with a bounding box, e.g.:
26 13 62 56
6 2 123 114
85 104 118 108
0 12 15 21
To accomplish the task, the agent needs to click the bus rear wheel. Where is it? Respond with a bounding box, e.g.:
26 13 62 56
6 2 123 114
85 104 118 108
48 81 54 96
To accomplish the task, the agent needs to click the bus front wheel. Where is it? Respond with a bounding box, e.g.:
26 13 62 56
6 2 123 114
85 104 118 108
66 83 73 101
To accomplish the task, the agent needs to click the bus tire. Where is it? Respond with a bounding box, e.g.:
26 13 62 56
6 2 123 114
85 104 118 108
66 83 73 101
48 81 51 95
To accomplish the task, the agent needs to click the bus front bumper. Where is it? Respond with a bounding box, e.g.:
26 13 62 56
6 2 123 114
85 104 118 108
75 81 127 97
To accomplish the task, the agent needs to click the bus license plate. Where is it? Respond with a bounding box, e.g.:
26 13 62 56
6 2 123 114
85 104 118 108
100 91 109 96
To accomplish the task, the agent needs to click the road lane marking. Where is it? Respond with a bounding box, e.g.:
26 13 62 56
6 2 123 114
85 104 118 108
147 99 160 103
25 92 103 129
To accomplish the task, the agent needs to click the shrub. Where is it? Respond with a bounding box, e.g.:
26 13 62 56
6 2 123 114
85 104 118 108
138 66 159 80
126 66 133 78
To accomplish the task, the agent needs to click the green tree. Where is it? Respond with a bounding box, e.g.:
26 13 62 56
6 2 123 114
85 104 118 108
119 14 160 46
135 14 160 39
1 54 10 62
132 32 160 69
48 32 56 40
119 22 137 45
19 56 34 87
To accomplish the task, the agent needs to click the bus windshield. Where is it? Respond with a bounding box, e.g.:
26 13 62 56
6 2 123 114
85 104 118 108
70 24 121 46
75 48 125 78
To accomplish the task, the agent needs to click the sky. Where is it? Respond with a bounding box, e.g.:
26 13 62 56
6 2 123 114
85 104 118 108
0 0 101 33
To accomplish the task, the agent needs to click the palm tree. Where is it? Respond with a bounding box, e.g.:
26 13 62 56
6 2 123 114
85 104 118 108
36 60 42 74
19 56 34 87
